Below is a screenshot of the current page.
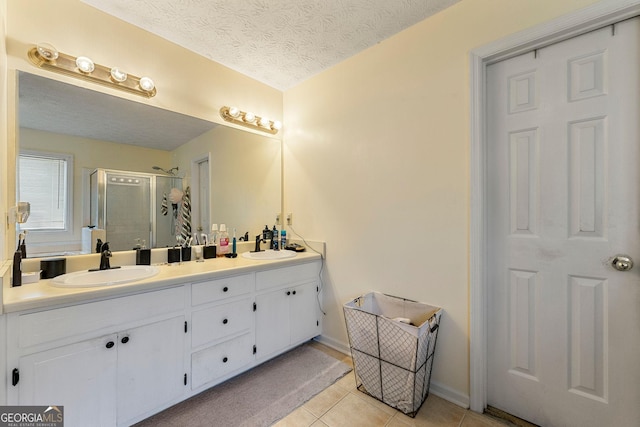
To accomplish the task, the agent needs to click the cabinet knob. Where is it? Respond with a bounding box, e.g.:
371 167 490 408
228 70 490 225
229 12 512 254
286 291 291 296
222 356 228 363
106 341 115 349
223 286 229 292
222 318 228 325
292 290 297 295
121 336 130 344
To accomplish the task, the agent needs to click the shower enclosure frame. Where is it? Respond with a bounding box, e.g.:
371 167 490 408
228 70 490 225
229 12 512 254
90 168 181 251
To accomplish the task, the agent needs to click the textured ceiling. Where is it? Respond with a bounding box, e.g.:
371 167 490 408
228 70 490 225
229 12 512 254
82 0 462 90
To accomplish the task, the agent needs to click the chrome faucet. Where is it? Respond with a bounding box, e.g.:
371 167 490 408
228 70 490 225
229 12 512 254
253 235 266 252
99 242 112 270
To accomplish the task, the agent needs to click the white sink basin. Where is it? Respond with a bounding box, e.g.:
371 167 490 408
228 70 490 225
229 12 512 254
242 250 297 260
51 265 160 288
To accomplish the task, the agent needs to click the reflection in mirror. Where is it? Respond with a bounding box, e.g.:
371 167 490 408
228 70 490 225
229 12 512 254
88 168 184 252
17 71 282 257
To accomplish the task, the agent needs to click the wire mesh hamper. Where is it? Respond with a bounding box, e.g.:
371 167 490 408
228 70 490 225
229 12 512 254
343 292 442 417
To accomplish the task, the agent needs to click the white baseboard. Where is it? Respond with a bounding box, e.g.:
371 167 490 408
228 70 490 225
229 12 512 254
313 334 350 355
429 380 470 409
314 335 471 410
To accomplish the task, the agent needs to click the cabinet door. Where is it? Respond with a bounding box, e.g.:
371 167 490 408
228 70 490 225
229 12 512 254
18 334 118 427
255 290 290 359
290 281 320 344
117 316 185 425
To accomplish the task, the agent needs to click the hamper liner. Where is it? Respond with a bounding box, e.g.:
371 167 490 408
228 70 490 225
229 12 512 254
343 292 442 417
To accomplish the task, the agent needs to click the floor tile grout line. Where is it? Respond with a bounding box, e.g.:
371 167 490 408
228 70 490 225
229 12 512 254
313 388 352 424
458 411 467 427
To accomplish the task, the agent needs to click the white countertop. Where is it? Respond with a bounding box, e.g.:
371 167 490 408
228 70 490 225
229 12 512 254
3 251 321 313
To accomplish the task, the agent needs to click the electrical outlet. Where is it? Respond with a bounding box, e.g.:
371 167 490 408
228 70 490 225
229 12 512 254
276 213 281 225
286 213 293 225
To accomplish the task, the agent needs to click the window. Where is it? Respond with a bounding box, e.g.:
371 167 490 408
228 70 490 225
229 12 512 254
18 151 73 231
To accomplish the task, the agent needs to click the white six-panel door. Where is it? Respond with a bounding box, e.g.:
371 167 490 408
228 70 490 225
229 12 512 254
487 18 640 426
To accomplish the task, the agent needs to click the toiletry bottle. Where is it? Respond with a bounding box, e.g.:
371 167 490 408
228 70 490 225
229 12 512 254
12 249 22 287
272 225 279 250
280 229 287 249
210 224 219 249
217 224 230 257
263 225 271 241
232 228 237 255
19 232 27 258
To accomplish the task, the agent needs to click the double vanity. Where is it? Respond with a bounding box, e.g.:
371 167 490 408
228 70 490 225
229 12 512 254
1 248 323 426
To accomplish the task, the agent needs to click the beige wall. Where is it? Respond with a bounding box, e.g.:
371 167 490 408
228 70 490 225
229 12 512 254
283 0 600 401
172 125 282 239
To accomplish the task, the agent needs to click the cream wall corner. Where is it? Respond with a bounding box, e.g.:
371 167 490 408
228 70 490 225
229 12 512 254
1 0 8 262
283 0 600 403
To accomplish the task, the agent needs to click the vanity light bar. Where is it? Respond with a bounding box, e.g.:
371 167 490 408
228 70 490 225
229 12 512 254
220 106 282 135
27 43 156 98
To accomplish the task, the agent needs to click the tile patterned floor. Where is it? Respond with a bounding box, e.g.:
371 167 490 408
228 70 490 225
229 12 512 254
274 343 517 427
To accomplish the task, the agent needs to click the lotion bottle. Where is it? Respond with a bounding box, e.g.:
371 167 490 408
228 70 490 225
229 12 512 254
217 224 229 256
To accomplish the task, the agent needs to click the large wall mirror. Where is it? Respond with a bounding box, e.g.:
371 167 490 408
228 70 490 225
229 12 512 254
16 71 281 256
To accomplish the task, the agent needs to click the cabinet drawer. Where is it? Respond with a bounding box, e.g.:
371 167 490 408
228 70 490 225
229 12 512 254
191 333 254 389
256 261 320 291
19 286 185 349
192 273 254 306
191 298 254 348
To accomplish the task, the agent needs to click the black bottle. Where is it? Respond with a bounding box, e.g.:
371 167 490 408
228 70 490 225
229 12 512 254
263 225 272 240
12 250 22 287
272 225 279 250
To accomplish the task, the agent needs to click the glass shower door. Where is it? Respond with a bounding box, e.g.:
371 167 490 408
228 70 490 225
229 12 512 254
105 172 151 251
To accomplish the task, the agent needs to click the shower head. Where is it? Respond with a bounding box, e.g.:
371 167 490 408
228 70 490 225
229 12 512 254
152 166 179 176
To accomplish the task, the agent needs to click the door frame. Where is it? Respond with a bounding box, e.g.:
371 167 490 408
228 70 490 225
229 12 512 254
469 0 640 413
190 152 211 236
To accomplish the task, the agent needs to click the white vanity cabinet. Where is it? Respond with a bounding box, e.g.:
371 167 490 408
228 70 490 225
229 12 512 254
255 262 322 361
7 286 187 427
3 256 323 426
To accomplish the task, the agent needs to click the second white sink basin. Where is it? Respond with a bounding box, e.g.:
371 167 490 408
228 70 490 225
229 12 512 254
242 250 297 260
51 265 160 288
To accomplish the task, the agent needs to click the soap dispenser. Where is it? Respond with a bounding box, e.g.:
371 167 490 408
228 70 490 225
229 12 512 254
262 225 271 241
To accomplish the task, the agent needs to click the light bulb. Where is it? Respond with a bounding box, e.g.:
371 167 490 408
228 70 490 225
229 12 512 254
243 112 256 123
272 121 282 131
228 107 241 118
76 56 95 73
110 67 128 83
36 42 58 61
139 76 155 92
258 117 270 127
